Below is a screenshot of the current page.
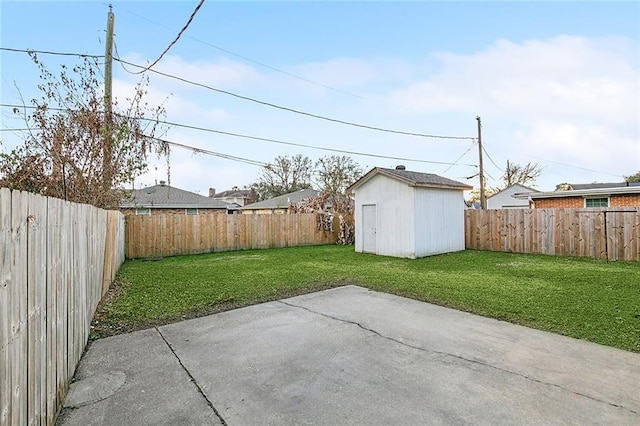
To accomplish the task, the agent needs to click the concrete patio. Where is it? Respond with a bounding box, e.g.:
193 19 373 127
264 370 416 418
57 285 640 425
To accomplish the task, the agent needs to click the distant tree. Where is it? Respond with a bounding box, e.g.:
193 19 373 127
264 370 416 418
502 160 542 188
466 187 498 204
314 155 363 197
466 160 543 205
625 171 640 183
250 154 313 201
0 53 168 209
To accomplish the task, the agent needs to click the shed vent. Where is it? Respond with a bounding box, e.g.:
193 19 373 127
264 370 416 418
395 165 406 170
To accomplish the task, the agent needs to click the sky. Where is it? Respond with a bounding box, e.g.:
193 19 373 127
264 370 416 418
1 1 639 197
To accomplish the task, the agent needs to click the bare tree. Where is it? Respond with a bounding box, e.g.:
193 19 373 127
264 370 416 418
250 154 313 200
502 160 542 188
0 53 168 209
314 155 363 197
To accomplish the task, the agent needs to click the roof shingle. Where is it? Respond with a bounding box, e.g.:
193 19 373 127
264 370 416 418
349 167 472 191
120 184 230 209
239 188 320 210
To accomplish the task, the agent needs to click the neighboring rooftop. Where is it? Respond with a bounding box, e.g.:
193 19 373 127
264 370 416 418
120 181 230 209
487 183 539 199
563 182 640 190
514 184 640 200
213 189 252 198
239 188 320 210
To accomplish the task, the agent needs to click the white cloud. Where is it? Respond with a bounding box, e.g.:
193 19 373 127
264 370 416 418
121 53 263 90
388 35 640 185
115 36 639 193
391 36 638 121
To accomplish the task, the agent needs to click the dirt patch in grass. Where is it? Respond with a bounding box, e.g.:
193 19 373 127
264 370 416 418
90 279 348 339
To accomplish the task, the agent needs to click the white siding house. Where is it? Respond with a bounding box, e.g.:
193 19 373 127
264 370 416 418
348 166 472 259
486 184 538 209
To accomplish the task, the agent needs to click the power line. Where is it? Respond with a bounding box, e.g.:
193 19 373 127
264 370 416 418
111 3 365 99
146 135 268 167
524 154 624 178
1 48 474 140
114 58 475 140
443 140 476 173
113 41 142 75
0 120 265 167
142 118 477 167
0 47 104 58
0 105 477 167
130 0 205 74
481 145 504 172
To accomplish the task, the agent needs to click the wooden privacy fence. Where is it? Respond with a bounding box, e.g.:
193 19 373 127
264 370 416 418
126 213 338 259
465 208 640 261
0 189 125 426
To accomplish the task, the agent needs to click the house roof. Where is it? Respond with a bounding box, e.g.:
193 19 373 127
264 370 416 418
514 185 640 200
213 189 253 199
487 183 539 200
567 182 639 190
239 188 320 210
120 183 230 209
348 167 473 192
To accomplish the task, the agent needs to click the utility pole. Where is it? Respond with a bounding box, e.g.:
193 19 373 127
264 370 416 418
103 4 114 195
476 116 486 209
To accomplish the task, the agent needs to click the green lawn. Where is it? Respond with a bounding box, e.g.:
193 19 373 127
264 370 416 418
92 246 640 353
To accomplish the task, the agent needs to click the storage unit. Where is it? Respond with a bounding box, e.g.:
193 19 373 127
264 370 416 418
348 166 472 258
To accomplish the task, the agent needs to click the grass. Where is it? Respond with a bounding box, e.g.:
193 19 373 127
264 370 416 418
92 246 640 353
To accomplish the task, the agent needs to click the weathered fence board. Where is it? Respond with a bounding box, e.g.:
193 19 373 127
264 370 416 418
465 208 640 261
125 213 337 259
0 189 125 425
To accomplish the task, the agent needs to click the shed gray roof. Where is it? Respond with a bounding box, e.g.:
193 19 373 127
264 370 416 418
239 188 320 210
348 167 473 192
120 183 230 209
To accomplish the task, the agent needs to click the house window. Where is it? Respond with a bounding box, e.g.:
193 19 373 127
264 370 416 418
136 208 151 215
585 198 608 208
185 208 199 215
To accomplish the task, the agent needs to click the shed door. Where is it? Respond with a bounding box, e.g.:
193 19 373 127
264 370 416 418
362 204 376 254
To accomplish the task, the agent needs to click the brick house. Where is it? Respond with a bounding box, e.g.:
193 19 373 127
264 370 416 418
514 182 640 208
120 181 233 215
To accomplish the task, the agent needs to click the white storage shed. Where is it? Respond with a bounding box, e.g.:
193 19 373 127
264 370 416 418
348 166 473 259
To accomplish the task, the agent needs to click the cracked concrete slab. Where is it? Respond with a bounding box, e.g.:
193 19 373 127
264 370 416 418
58 285 640 425
281 285 640 414
56 328 222 426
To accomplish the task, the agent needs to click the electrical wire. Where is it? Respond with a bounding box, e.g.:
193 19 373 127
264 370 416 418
0 105 477 167
524 154 624 178
481 145 504 172
442 140 476 173
133 116 477 167
0 47 104 58
114 57 475 140
113 41 142 75
145 134 267 166
129 0 205 74
1 48 474 140
111 3 365 99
